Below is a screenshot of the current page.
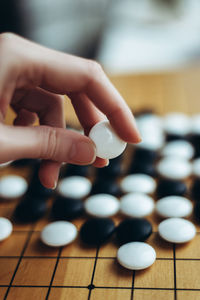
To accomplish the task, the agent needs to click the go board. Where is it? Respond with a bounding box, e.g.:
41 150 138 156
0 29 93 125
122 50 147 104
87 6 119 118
1 69 200 300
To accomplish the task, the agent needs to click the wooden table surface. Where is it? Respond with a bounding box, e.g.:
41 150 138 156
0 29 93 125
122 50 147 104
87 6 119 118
64 65 200 126
1 66 200 300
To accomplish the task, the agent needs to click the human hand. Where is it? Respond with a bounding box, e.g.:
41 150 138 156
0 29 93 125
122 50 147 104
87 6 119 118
0 33 141 189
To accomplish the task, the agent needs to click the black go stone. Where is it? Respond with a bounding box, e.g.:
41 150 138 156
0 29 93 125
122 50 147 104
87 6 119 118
27 177 53 199
191 178 200 201
52 196 84 220
116 218 152 245
194 201 200 222
166 134 189 142
97 163 122 178
133 148 158 164
96 156 123 178
12 159 37 167
91 178 121 196
156 179 187 199
80 218 115 246
14 196 48 223
129 162 157 177
27 163 53 199
190 134 200 158
62 164 90 178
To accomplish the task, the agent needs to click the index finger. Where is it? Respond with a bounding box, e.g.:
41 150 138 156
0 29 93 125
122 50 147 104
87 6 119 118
39 50 141 143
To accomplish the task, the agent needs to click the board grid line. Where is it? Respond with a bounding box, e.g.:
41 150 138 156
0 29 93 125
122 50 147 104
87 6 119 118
1 221 200 299
1 229 200 299
3 226 35 300
2 285 200 291
2 256 200 261
130 271 135 300
87 247 99 300
173 244 177 300
45 247 62 300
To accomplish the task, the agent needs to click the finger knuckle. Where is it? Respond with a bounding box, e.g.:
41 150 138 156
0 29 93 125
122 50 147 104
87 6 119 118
87 60 104 81
40 126 59 160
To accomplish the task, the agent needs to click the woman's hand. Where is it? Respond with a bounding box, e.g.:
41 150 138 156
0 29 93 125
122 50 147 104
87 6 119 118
0 33 141 188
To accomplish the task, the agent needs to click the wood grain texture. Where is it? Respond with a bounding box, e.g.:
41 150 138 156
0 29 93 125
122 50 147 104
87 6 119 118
1 67 200 300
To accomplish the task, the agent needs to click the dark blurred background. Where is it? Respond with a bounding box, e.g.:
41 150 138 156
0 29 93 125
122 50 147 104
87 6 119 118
1 0 200 74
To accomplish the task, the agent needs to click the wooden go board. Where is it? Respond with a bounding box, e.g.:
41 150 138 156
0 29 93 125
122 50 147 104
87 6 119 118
1 67 200 300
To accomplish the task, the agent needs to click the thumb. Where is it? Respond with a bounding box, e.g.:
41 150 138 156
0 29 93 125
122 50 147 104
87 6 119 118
0 124 96 164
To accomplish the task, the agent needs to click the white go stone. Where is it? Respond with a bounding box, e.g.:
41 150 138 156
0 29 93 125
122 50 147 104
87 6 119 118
0 175 28 199
163 113 191 136
191 114 200 134
158 218 196 243
89 120 127 159
120 174 156 194
117 242 156 270
157 157 192 180
192 158 200 177
0 217 13 241
84 194 120 217
136 114 163 133
161 140 194 160
57 176 92 199
136 132 164 151
156 196 193 218
136 114 164 151
120 193 154 218
41 221 77 247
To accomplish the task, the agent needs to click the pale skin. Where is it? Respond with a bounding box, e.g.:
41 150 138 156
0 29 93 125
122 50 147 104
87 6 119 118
0 33 141 189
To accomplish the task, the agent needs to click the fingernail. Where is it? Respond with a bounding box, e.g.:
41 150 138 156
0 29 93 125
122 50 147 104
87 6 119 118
69 141 96 164
52 180 57 190
136 136 142 143
105 160 109 166
133 117 142 143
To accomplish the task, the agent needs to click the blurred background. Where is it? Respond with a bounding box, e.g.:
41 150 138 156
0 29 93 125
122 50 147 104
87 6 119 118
1 0 200 75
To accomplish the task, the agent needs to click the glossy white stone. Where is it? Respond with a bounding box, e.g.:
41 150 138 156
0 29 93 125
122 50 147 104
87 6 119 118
136 114 164 150
191 114 200 134
156 196 193 218
157 157 192 180
57 176 92 199
117 242 156 270
120 193 154 218
161 140 194 160
136 114 163 130
163 113 191 136
136 133 164 151
84 194 120 217
120 174 156 194
41 221 77 247
158 218 196 243
0 217 13 241
192 158 200 177
89 120 127 159
0 175 28 199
